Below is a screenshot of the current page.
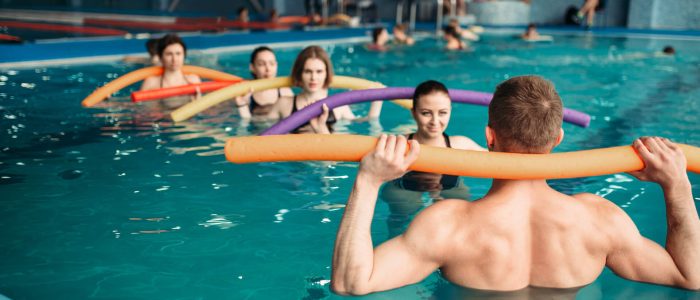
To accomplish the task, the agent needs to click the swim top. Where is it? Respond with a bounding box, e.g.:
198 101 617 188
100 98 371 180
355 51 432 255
249 88 282 116
397 133 459 191
290 95 337 133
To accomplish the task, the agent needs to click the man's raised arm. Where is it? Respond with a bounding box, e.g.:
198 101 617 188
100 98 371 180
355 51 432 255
331 135 441 295
605 137 700 290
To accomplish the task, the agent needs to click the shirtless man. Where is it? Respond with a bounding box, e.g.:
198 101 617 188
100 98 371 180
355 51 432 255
331 75 700 295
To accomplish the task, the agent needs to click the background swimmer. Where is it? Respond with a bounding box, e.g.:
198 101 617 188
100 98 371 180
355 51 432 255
443 25 467 51
122 37 161 66
448 18 480 41
521 23 553 42
392 23 414 46
367 27 389 51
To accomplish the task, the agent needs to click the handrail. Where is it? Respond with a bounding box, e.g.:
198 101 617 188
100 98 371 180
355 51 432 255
395 0 458 34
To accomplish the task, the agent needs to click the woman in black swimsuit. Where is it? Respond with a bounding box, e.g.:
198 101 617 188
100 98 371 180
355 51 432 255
236 46 294 119
278 45 384 134
380 80 485 237
139 34 201 109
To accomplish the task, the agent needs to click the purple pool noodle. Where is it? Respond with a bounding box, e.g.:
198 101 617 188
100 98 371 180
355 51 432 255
260 87 590 135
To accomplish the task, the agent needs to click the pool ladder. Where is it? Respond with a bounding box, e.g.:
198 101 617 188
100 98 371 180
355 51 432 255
396 0 459 34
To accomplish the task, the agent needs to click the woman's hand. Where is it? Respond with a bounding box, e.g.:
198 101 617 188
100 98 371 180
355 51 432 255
310 103 331 134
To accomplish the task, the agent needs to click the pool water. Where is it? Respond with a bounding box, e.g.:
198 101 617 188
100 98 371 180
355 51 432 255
1 34 700 299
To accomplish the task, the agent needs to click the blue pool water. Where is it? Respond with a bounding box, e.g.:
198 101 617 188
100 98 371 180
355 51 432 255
1 33 700 299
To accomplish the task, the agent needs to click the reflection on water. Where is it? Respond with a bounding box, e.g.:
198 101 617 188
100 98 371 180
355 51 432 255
198 213 243 229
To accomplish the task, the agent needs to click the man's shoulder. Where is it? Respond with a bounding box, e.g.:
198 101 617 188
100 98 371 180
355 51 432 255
404 200 469 249
410 200 469 230
572 192 618 209
571 192 632 226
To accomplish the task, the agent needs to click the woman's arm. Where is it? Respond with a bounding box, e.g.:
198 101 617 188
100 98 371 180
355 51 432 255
140 76 160 91
333 105 356 120
450 135 487 151
235 93 252 119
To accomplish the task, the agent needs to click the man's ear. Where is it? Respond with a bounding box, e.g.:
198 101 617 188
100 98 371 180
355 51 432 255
485 126 495 150
554 128 564 147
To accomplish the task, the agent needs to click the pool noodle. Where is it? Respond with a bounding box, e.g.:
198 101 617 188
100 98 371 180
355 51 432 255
130 80 242 102
170 76 388 122
225 134 700 179
260 88 590 135
81 66 242 107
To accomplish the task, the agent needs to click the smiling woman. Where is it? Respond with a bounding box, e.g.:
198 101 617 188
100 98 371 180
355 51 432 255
382 80 486 235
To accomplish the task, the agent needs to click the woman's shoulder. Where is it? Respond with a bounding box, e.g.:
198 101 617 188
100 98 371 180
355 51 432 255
275 95 294 107
185 74 201 83
449 135 486 151
280 87 295 96
140 76 161 91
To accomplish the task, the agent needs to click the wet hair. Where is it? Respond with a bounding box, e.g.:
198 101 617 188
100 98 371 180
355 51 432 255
250 46 275 79
412 80 450 109
372 27 386 44
663 46 675 55
145 38 160 57
250 46 274 64
443 25 460 39
394 23 407 32
291 45 333 88
488 76 563 153
157 34 187 58
527 23 536 30
238 7 248 14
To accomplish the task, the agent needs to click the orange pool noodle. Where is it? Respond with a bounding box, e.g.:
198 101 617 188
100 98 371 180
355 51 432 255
81 66 241 107
225 135 700 179
130 80 242 102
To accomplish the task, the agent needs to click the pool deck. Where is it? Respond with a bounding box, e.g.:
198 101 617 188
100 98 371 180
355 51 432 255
2 22 700 69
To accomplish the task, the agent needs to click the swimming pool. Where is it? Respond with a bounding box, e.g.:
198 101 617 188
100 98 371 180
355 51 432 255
1 33 699 299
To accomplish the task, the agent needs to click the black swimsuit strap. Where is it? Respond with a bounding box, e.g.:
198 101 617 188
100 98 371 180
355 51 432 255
291 95 298 113
407 133 451 148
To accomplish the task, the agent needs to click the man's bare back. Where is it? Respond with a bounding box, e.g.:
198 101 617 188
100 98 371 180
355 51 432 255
331 76 699 295
412 184 615 291
331 135 699 295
